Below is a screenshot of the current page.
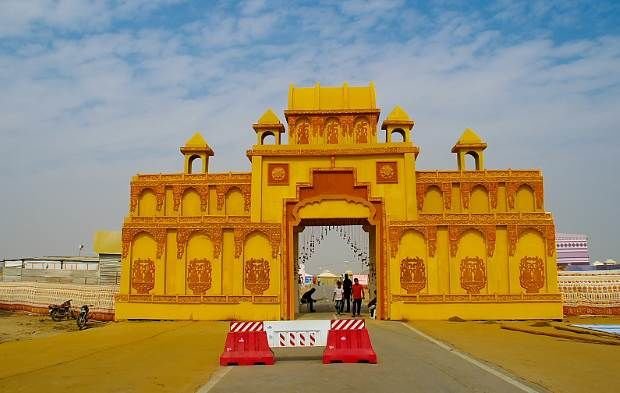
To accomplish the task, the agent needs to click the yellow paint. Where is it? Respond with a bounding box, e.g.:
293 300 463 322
117 82 562 321
92 231 121 254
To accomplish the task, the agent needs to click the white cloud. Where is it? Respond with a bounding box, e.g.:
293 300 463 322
0 1 618 261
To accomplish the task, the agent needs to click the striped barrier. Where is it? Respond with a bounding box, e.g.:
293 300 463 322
220 319 377 365
219 321 275 366
323 319 377 364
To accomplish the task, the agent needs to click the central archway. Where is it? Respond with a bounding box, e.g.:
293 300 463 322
283 169 387 320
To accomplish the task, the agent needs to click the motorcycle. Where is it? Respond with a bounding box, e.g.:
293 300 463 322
76 304 92 330
48 299 74 321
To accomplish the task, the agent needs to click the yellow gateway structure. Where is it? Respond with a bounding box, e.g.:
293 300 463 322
116 83 563 321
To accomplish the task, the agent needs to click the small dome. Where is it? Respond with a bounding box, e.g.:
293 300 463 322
457 128 484 144
184 132 208 147
257 109 281 124
386 105 411 121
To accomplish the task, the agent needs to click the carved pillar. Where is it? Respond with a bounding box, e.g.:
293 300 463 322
485 225 496 257
416 184 427 210
441 182 452 209
155 184 165 211
461 182 471 209
488 182 498 209
508 225 518 256
196 185 210 212
427 226 437 257
172 185 183 211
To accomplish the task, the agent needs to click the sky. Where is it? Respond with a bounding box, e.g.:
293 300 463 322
0 0 619 265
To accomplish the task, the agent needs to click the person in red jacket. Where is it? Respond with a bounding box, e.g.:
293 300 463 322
351 277 364 317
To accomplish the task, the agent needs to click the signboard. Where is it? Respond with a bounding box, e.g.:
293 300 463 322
353 274 368 286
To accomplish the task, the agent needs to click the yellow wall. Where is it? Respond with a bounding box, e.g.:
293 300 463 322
118 83 561 321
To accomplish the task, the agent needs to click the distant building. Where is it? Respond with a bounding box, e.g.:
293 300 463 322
93 231 121 285
556 233 590 269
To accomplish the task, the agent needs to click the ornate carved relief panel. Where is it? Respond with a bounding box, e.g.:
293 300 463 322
245 258 270 295
460 256 486 294
187 258 213 295
131 259 155 294
400 257 426 294
519 256 545 293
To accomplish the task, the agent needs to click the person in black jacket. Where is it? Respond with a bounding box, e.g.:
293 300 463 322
301 287 316 312
342 274 353 313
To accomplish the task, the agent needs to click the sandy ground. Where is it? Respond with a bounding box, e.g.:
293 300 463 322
0 310 86 343
0 312 228 393
410 316 620 393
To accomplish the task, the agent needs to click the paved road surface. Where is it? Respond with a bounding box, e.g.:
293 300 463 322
207 320 542 393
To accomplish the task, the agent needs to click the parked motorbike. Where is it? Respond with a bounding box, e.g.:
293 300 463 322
76 304 91 330
48 299 73 321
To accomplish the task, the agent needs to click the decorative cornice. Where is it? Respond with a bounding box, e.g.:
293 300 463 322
247 145 419 158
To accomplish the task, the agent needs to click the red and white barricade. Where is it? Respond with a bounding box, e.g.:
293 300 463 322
220 319 377 365
220 321 275 366
265 320 330 348
323 319 377 364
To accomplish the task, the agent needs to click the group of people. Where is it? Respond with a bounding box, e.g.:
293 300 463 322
301 274 377 318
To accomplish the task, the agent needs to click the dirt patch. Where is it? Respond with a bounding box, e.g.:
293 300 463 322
0 319 228 392
0 310 105 343
410 317 620 393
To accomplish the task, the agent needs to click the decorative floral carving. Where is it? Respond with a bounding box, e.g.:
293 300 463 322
416 183 426 210
354 117 369 143
485 225 496 257
460 256 486 294
176 228 222 259
233 225 282 258
388 225 436 258
460 182 471 209
376 161 398 183
400 257 426 294
187 258 212 295
296 119 310 144
441 182 452 209
268 163 289 185
215 184 251 212
245 258 270 295
122 228 166 258
131 259 155 294
325 119 340 144
519 256 545 293
488 182 498 209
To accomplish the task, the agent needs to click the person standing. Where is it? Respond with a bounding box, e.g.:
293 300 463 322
332 280 344 315
342 274 353 313
351 278 364 317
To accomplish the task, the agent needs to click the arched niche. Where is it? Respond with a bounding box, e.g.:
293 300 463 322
138 189 157 216
396 230 427 295
188 155 203 174
516 185 535 212
324 118 340 144
464 151 480 170
225 188 245 216
243 232 277 296
130 233 157 295
470 185 489 213
353 117 370 143
391 128 406 142
186 233 218 295
181 188 201 216
454 229 487 294
514 230 546 293
261 131 276 145
423 186 443 213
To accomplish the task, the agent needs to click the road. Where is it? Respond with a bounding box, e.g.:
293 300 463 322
206 319 543 393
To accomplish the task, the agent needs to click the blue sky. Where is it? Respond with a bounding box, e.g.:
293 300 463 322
0 0 619 266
